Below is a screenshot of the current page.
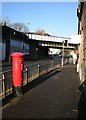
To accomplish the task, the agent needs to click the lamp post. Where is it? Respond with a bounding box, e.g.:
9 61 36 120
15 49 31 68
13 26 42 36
9 31 15 62
61 40 64 66
22 23 30 53
22 32 24 53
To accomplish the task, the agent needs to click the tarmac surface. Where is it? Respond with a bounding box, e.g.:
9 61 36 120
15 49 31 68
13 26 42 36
1 64 85 119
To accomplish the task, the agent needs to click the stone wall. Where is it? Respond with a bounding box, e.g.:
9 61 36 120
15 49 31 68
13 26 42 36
78 2 86 83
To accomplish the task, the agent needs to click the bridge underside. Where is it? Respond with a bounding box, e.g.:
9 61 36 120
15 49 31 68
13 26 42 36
28 40 77 60
38 41 77 50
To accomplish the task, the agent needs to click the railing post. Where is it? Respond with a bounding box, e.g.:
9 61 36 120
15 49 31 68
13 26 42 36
2 73 6 98
25 67 28 84
52 60 54 69
38 64 40 76
47 60 49 73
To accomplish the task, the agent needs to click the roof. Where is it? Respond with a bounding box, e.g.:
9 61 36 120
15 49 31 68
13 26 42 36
2 25 29 42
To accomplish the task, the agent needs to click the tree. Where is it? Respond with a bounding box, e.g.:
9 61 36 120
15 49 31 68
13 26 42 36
13 22 29 32
1 17 29 32
35 28 50 36
35 28 46 35
0 16 11 26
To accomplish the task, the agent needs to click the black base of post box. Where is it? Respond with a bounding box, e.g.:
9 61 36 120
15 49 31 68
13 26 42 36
14 86 23 97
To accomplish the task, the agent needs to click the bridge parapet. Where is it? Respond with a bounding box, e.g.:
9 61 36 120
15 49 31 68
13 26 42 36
25 33 81 50
26 33 71 43
26 33 80 45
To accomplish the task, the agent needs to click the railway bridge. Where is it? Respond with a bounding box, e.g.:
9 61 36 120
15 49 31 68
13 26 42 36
2 26 80 61
25 32 80 59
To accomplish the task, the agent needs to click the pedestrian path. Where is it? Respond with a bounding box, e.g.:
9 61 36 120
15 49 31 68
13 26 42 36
2 64 81 118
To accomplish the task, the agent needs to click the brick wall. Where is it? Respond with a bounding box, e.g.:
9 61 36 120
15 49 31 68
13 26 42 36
78 2 86 82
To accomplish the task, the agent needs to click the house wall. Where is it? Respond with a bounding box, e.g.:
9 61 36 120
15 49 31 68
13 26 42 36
77 2 86 83
2 26 30 62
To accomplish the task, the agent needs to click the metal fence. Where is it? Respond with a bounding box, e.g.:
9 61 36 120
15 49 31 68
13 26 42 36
0 59 60 100
0 70 12 100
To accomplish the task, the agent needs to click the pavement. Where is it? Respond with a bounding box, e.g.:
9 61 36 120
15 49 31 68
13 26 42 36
1 64 85 119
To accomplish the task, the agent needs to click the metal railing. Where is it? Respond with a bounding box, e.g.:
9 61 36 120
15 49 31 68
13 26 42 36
0 70 12 100
0 59 60 100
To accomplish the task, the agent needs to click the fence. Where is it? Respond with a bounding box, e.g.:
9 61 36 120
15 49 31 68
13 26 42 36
0 59 60 100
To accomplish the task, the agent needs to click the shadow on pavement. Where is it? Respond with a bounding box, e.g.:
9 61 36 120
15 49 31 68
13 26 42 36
77 81 86 119
22 68 61 95
2 68 61 107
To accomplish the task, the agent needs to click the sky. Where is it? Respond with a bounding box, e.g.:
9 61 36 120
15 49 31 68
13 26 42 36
2 2 78 38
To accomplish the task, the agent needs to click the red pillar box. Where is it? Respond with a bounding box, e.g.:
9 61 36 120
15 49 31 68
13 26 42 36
11 52 24 96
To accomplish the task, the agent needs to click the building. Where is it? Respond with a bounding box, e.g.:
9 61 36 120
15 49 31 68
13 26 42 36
2 26 30 62
2 26 49 62
77 2 86 83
